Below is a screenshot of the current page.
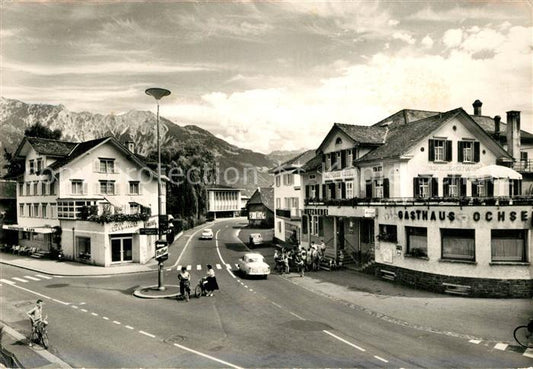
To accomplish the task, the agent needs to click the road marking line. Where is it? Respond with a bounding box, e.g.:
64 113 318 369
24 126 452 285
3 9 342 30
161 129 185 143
139 330 155 338
172 226 207 268
79 302 86 305
469 339 481 344
494 343 508 351
91 312 98 316
12 277 28 283
35 274 53 280
71 305 78 309
113 321 121 325
103 317 109 320
186 265 192 271
271 302 282 308
216 264 222 269
81 309 88 312
166 268 172 271
374 355 388 363
249 289 254 292
524 348 533 358
24 276 40 281
52 298 68 305
1 282 70 305
172 343 243 369
290 312 305 320
0 279 15 285
125 325 134 330
196 265 202 270
226 264 231 269
323 330 366 352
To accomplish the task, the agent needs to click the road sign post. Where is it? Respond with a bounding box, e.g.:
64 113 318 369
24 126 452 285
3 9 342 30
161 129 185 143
155 239 168 291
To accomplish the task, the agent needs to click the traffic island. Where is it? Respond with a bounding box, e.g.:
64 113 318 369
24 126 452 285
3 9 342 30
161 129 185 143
133 284 181 299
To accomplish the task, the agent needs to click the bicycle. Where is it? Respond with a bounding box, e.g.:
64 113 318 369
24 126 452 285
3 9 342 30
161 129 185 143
513 320 533 348
30 320 49 349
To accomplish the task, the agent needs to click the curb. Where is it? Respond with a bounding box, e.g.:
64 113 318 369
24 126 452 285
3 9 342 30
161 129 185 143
133 284 181 299
1 322 71 368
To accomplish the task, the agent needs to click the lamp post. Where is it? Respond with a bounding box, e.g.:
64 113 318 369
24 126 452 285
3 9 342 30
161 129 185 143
145 87 171 291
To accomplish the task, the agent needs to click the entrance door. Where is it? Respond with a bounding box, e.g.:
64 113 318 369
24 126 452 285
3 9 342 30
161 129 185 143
359 219 375 264
111 237 133 263
337 217 345 250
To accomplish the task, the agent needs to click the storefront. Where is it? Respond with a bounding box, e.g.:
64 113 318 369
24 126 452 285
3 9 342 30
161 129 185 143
2 224 54 251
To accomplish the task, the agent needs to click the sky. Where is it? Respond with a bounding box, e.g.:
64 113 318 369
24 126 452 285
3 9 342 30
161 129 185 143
1 0 532 154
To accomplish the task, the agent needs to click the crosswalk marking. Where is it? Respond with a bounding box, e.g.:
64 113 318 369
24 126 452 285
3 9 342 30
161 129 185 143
0 279 15 285
24 276 40 281
494 343 508 351
186 265 192 271
226 264 231 269
35 274 52 280
12 277 28 283
216 264 222 269
177 265 182 271
171 263 244 272
196 265 202 271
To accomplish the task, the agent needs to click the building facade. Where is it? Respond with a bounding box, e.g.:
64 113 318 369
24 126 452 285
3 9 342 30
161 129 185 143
302 102 532 297
247 187 274 228
6 136 165 266
271 150 314 246
206 185 242 219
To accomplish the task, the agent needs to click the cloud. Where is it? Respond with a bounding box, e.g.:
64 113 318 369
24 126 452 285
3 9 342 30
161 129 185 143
421 35 434 48
408 5 528 22
443 29 463 48
392 32 416 45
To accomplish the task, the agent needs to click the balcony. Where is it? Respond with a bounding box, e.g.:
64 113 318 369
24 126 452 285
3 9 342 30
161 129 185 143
513 160 533 173
276 208 302 220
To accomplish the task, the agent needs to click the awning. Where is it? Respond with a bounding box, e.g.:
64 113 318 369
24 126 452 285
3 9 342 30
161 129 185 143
470 165 522 180
2 225 54 234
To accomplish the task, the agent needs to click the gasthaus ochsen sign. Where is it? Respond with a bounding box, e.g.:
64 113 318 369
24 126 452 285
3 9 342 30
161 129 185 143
396 209 533 223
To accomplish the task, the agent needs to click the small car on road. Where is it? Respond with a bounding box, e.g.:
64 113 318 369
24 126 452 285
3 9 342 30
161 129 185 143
248 233 263 247
237 253 270 278
200 228 214 240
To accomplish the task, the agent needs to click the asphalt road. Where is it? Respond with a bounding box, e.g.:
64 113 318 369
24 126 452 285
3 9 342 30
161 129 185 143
1 218 531 368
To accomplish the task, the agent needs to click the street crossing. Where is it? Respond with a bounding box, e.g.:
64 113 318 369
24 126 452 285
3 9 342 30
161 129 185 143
0 274 59 285
167 263 238 272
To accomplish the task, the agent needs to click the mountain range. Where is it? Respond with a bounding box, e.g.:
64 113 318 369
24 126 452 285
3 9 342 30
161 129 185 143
0 97 304 195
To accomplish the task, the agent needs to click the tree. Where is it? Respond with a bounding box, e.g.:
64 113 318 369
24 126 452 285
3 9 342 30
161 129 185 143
24 122 62 140
3 148 24 178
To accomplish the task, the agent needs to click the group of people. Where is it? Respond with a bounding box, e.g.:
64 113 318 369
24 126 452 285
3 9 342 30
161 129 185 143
274 241 344 276
177 264 219 301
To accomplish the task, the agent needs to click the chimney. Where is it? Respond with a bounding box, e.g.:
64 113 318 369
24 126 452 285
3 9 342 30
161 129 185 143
506 111 521 162
473 100 482 116
494 115 501 140
126 140 135 153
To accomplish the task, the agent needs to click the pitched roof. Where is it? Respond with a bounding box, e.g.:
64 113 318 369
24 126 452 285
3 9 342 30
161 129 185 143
270 149 316 174
18 137 78 157
470 115 533 142
247 187 274 212
48 137 110 170
302 154 322 172
372 109 440 127
334 123 387 145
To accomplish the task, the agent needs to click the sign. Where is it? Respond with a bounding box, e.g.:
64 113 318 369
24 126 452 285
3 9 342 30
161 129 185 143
304 208 328 216
249 212 266 220
364 208 376 218
140 228 158 235
323 168 357 181
397 209 533 223
155 240 168 261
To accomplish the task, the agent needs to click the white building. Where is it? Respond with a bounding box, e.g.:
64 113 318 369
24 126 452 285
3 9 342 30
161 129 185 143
302 103 532 297
6 136 165 266
270 150 315 246
206 185 242 219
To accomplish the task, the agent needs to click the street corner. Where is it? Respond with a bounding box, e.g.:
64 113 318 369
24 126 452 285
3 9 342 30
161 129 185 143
133 285 181 299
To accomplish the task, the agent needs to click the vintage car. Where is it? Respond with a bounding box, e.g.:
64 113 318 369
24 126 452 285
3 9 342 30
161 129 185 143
237 253 270 278
199 228 214 240
248 233 263 247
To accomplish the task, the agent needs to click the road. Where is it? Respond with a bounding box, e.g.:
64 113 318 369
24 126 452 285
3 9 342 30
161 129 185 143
1 218 531 368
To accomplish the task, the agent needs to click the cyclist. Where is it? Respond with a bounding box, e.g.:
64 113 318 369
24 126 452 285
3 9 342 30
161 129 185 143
178 266 191 301
27 299 46 347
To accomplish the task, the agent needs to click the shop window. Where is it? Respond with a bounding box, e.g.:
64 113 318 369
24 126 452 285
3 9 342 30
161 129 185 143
129 203 140 214
22 232 31 240
441 228 475 261
491 230 527 262
406 226 427 257
378 224 397 243
77 237 91 259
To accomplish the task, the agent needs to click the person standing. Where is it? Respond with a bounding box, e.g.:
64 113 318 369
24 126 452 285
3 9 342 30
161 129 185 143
27 299 46 347
204 264 219 296
178 266 191 301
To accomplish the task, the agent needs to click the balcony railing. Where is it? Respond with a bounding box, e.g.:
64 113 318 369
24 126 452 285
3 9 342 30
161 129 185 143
276 209 291 218
305 196 533 207
513 160 533 173
276 208 302 220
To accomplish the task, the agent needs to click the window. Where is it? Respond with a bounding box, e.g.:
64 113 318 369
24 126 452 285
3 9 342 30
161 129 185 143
509 179 521 197
99 158 115 173
49 181 56 195
99 180 115 195
77 237 91 258
443 176 465 197
346 181 354 199
129 203 140 214
472 179 494 197
33 182 38 196
378 224 397 243
458 141 480 163
27 204 33 217
33 203 39 218
374 180 383 198
278 221 282 233
414 177 438 198
434 140 445 161
419 177 430 198
441 228 475 261
302 215 308 234
276 176 281 187
42 203 47 218
429 139 452 162
491 230 527 262
26 183 30 196
57 200 97 219
335 137 342 145
71 180 83 195
36 158 43 173
18 183 23 196
276 198 281 209
346 149 353 168
129 181 140 195
42 182 47 196
29 160 35 174
463 141 473 162
19 203 24 216
312 215 319 236
406 226 427 257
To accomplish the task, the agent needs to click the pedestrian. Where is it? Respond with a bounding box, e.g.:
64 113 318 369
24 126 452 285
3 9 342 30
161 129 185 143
178 266 191 301
27 299 46 347
295 254 305 277
338 250 344 268
204 264 219 296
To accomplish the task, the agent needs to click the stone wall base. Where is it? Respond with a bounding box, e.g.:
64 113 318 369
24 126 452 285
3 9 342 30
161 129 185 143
364 263 533 298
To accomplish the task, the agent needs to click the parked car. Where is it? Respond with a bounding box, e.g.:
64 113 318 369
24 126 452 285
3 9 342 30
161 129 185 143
237 253 270 278
200 229 214 240
248 233 263 247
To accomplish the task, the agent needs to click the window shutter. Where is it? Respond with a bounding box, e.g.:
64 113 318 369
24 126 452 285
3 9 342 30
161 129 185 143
341 182 346 199
318 216 324 237
302 215 308 234
509 181 513 197
383 178 390 198
322 184 326 200
330 183 336 199
471 182 478 197
341 150 346 169
413 177 420 197
474 142 480 162
305 185 310 199
83 183 88 195
487 179 494 197
428 139 435 161
95 183 100 195
366 181 372 198
443 178 449 197
446 140 452 162
458 141 464 162
431 177 439 197
460 178 467 197
94 160 100 173
315 184 320 198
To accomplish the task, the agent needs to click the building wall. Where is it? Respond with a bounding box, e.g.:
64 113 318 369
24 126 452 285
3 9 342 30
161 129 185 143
274 171 304 242
207 189 241 212
248 204 273 227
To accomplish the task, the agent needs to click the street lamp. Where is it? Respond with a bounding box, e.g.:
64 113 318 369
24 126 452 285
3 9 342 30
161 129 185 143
145 87 171 291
